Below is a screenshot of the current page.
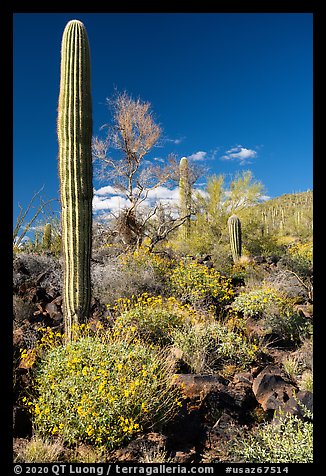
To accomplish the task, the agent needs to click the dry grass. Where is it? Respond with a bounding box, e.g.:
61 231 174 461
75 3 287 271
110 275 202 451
13 436 64 463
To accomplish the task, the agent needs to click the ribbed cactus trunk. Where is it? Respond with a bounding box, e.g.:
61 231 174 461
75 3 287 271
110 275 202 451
228 214 242 263
34 232 40 250
179 157 191 239
57 20 93 341
42 223 52 250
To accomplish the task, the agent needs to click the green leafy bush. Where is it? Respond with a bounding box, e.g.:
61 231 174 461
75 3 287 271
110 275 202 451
112 294 199 346
231 285 287 318
171 321 260 374
31 335 181 449
262 307 312 345
231 285 312 344
234 409 313 463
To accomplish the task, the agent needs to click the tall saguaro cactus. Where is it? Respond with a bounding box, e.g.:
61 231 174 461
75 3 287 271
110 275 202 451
57 20 93 341
179 157 192 239
228 214 242 263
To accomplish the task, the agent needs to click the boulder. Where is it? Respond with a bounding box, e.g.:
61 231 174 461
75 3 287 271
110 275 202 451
252 365 297 412
294 304 313 319
174 374 256 423
273 390 313 423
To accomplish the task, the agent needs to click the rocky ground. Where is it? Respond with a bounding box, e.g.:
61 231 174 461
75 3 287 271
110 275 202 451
12 252 313 463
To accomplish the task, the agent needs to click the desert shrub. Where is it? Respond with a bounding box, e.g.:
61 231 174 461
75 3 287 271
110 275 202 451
169 259 234 309
292 337 313 371
287 241 312 267
92 248 174 304
276 241 313 301
282 355 301 381
68 444 106 463
139 444 172 463
91 257 137 304
112 294 201 346
299 370 313 393
244 233 288 258
261 306 312 345
282 338 313 390
13 435 64 463
19 326 65 369
233 407 313 463
119 245 175 282
171 321 260 374
232 285 312 344
30 334 181 449
231 285 288 319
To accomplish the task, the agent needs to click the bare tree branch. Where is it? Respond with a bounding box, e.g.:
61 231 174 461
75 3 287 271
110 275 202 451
92 91 200 248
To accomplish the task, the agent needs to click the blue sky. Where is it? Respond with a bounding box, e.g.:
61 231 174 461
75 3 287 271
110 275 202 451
13 13 313 228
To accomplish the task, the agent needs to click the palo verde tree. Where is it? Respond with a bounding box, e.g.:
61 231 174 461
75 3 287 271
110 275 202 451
190 171 264 255
92 91 192 248
57 20 93 341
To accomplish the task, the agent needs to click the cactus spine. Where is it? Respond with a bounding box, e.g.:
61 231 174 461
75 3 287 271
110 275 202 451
42 223 52 249
57 20 93 341
228 214 242 263
179 157 191 239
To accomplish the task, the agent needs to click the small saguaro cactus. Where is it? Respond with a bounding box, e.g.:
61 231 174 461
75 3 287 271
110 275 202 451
228 214 242 263
179 157 192 239
57 20 93 341
42 223 52 250
34 232 40 250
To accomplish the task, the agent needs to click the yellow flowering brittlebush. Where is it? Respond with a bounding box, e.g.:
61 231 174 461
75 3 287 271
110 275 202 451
19 327 64 370
111 293 207 346
170 260 234 305
288 241 313 264
231 284 289 319
31 334 182 449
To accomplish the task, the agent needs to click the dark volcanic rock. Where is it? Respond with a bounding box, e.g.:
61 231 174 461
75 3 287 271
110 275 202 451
252 365 297 412
13 406 32 438
174 374 257 424
273 390 313 423
108 433 167 462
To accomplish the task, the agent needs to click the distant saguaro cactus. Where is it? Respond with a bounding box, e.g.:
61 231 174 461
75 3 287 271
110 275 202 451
34 232 40 250
228 214 242 263
57 20 93 341
42 223 52 249
179 157 192 239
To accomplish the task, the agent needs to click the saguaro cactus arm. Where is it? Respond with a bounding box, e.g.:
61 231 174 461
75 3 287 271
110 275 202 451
57 20 93 340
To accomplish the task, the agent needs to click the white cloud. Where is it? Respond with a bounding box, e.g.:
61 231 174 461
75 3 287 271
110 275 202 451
92 194 129 212
166 136 185 145
259 195 271 202
187 151 207 161
94 185 117 196
147 186 180 202
92 185 181 215
221 145 257 164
